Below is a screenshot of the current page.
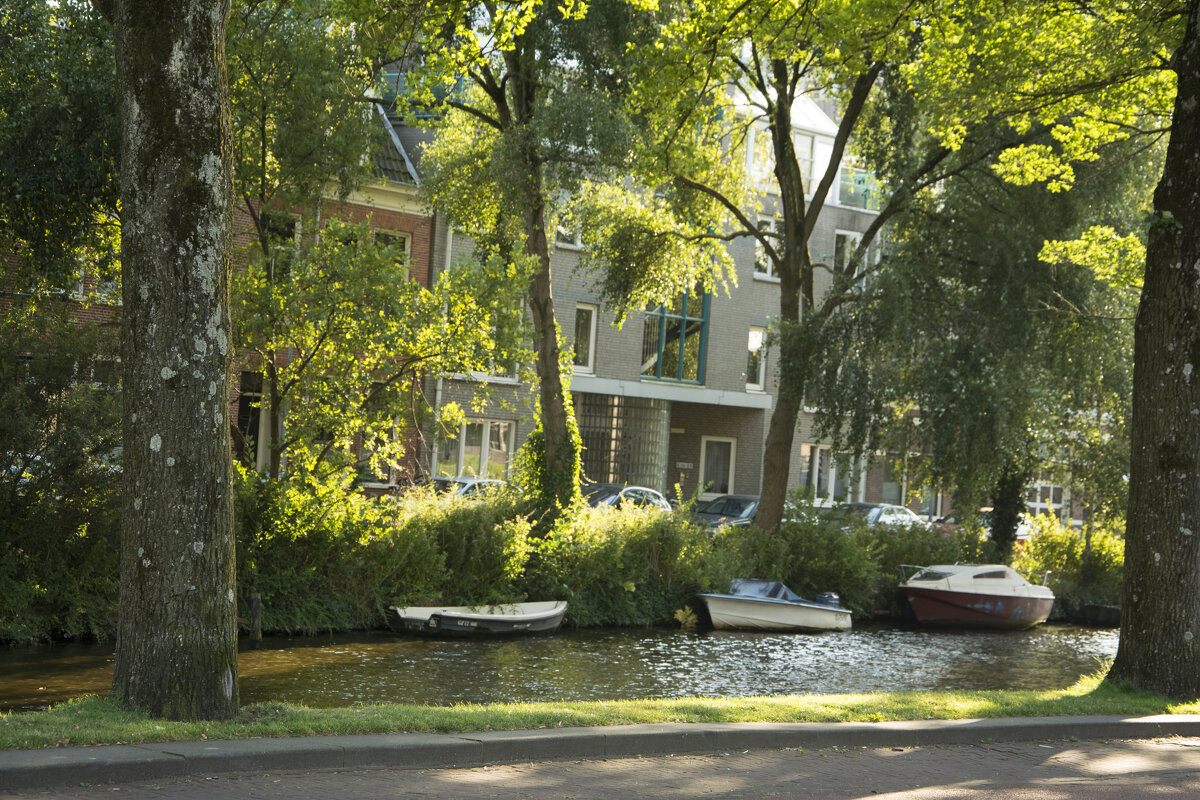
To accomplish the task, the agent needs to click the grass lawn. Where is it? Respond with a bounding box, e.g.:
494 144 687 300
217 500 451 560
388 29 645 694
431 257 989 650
3 672 1198 751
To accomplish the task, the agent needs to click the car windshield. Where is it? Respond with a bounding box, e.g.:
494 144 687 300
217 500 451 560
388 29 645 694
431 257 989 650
583 486 620 505
432 478 463 494
698 497 755 517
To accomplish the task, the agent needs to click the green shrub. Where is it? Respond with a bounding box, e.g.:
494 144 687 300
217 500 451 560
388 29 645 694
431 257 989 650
0 303 122 643
235 469 398 634
521 505 715 627
234 469 534 634
702 509 1004 617
707 518 879 614
1012 514 1124 619
387 487 530 606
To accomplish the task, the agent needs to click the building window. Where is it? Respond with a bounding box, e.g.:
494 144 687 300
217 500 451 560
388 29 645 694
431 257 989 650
837 160 881 211
555 224 583 249
260 212 298 279
755 217 782 279
881 457 904 506
436 419 516 479
747 125 775 188
575 394 670 489
835 229 880 288
793 132 814 191
747 326 767 390
235 371 263 469
799 444 859 504
374 231 411 277
700 436 736 498
834 230 860 273
747 128 813 192
1026 474 1069 522
573 303 597 374
640 290 709 383
356 382 401 486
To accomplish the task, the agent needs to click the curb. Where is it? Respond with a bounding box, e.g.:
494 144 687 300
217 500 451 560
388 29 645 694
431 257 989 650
4 715 1200 790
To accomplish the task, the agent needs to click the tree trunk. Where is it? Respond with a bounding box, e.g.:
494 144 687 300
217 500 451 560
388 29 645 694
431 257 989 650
108 0 239 719
508 41 578 509
265 350 282 478
755 64 811 531
1108 0 1200 700
989 464 1028 562
757 394 799 530
525 196 576 507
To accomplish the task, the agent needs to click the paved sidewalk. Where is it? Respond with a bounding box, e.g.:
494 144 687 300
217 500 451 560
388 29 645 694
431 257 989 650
11 736 1200 799
4 715 1200 791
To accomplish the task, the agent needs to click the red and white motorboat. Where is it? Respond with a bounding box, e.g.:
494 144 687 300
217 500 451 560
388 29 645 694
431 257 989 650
899 564 1054 629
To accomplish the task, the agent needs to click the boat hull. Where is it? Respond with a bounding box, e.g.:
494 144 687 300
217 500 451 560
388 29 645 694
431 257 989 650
386 601 567 636
698 594 851 632
902 587 1053 629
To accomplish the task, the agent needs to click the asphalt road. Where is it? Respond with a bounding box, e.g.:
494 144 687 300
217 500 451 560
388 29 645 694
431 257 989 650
6 737 1200 799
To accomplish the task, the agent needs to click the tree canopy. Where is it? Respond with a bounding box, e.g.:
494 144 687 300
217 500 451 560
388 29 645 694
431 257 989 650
0 0 119 290
405 0 737 509
812 133 1154 551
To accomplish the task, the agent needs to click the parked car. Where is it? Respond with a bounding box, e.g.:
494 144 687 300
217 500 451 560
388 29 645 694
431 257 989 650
834 502 931 529
940 508 1036 540
980 509 1036 541
432 477 506 498
582 483 672 511
693 494 759 529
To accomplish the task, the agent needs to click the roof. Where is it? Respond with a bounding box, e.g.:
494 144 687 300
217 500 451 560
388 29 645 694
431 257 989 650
374 103 420 186
730 88 840 137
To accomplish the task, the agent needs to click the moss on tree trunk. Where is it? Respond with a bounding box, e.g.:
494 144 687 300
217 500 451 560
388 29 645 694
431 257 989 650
105 0 239 720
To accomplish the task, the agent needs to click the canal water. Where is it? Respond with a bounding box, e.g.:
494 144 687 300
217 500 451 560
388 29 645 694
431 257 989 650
0 624 1119 713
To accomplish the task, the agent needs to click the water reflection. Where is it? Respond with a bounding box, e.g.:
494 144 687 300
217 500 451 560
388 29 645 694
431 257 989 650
0 624 1118 713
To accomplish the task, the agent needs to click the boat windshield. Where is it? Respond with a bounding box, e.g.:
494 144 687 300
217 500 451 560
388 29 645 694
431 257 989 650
912 569 954 582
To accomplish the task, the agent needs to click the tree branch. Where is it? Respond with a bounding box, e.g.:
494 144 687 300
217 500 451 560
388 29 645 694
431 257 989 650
804 62 882 238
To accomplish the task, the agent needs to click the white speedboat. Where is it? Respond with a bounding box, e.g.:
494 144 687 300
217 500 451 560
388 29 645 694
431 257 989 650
697 579 852 632
386 600 568 636
899 564 1054 629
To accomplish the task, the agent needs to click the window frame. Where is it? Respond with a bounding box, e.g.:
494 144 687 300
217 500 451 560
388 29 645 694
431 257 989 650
698 436 737 501
573 303 598 375
835 159 881 211
747 126 815 194
754 217 783 281
799 443 865 504
746 325 767 391
555 224 583 250
435 418 517 479
640 292 710 384
373 229 412 278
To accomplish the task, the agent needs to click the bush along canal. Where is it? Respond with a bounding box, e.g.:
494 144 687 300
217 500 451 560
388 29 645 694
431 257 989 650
1 623 1118 713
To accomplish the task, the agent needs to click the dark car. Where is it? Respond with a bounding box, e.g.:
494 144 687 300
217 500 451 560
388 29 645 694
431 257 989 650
693 494 759 529
582 483 672 511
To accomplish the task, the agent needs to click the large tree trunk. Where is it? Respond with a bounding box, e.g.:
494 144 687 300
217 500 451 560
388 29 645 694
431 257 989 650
525 197 576 507
1108 0 1200 700
755 64 811 531
108 0 239 719
508 41 578 510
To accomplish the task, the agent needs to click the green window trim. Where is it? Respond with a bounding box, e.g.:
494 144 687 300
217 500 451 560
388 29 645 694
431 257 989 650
640 292 710 383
